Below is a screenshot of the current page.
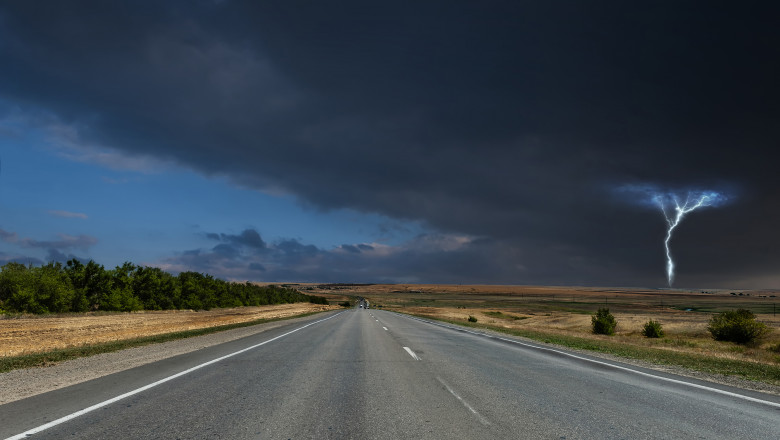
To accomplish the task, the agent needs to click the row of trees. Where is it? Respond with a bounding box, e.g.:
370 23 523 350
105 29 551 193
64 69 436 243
0 260 328 314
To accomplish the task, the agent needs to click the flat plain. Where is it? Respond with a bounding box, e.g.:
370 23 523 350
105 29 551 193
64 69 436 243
304 283 780 378
0 303 335 357
2 283 779 383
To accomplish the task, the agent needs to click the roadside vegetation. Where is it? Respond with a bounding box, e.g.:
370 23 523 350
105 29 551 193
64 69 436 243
642 319 664 338
0 311 320 373
708 309 769 344
591 308 617 335
0 260 327 314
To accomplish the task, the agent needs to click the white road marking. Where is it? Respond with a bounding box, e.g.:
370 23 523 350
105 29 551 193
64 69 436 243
383 327 388 331
403 346 421 360
3 312 344 440
401 314 780 409
437 377 490 425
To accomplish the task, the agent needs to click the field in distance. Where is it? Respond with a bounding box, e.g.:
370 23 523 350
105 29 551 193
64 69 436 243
304 283 780 380
0 303 335 357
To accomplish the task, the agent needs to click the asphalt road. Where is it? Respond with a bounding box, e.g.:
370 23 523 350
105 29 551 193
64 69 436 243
1 308 779 439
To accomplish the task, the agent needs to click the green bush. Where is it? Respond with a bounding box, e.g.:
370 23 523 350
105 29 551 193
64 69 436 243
707 309 769 344
768 342 780 353
468 315 478 322
309 295 329 305
642 320 664 338
339 301 352 308
591 307 617 335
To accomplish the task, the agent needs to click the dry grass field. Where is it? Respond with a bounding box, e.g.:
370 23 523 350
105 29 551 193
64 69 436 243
305 284 780 367
0 303 336 357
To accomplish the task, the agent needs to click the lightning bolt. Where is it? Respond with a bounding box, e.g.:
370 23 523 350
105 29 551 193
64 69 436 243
654 193 715 287
615 184 730 287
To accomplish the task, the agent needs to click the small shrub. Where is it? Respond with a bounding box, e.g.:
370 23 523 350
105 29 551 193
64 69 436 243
591 307 617 335
309 295 329 305
767 342 780 353
467 315 478 322
707 309 769 344
642 320 664 338
339 301 351 308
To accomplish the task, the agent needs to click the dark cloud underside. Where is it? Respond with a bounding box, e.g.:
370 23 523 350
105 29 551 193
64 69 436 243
1 1 779 287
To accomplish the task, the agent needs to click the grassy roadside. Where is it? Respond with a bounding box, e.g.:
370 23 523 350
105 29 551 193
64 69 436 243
0 310 325 373
400 311 780 386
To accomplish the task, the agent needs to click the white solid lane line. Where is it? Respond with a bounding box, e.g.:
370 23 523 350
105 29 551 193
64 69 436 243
437 377 490 426
403 346 421 360
3 312 344 440
401 314 780 409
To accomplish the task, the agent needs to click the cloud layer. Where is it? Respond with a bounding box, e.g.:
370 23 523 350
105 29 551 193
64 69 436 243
158 228 531 285
1 2 779 287
0 228 95 265
48 210 88 219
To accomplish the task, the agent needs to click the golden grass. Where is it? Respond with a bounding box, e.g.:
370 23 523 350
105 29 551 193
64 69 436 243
303 283 780 368
0 303 337 357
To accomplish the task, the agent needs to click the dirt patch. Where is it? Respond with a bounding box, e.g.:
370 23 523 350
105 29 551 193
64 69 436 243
0 303 336 357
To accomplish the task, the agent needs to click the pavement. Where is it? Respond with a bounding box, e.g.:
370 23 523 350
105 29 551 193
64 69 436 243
1 308 779 439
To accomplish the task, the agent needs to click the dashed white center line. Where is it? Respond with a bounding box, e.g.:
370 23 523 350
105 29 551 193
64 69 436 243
437 377 490 425
382 326 388 331
403 346 421 360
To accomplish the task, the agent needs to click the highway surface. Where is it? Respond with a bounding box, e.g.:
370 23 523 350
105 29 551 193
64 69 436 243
1 308 779 439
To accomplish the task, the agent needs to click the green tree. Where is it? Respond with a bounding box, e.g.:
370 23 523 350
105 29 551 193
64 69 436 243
0 262 31 312
83 261 112 310
34 262 74 313
179 272 206 310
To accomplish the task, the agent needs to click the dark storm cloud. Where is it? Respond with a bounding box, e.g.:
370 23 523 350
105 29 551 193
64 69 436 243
0 227 95 265
0 228 98 251
45 249 87 264
340 244 361 254
2 1 779 287
0 253 44 266
22 235 98 251
248 263 266 273
160 228 530 284
207 229 267 250
0 229 17 242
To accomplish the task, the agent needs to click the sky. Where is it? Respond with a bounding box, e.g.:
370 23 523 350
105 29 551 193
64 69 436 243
0 1 779 288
